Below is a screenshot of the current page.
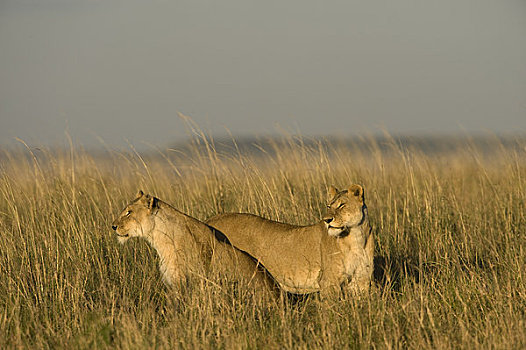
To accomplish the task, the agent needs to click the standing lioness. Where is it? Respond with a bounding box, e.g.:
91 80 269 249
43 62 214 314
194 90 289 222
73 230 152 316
206 185 374 295
112 191 274 292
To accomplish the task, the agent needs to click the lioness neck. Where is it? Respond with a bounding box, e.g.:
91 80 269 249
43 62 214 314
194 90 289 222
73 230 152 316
144 205 193 286
337 220 369 251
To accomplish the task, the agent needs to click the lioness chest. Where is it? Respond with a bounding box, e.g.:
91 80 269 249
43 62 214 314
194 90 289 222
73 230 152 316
324 227 368 284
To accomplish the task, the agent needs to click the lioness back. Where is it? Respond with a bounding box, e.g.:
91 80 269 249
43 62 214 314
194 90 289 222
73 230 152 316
207 213 326 294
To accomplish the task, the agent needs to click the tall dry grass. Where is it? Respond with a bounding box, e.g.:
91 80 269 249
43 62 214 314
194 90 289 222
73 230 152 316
0 131 525 349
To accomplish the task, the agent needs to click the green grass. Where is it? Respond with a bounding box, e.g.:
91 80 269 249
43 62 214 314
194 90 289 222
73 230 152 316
0 132 525 349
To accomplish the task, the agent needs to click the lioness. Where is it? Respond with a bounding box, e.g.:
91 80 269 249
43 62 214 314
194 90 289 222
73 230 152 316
206 185 374 295
111 191 274 292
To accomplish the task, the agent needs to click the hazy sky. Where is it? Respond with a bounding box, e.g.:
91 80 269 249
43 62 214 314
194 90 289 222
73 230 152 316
1 0 525 148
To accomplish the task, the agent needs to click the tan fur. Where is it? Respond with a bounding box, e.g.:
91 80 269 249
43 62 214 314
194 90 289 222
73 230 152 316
206 185 374 295
111 191 275 292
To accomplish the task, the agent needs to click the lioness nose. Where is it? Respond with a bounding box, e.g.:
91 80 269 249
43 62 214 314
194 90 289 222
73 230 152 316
324 218 333 224
112 225 117 230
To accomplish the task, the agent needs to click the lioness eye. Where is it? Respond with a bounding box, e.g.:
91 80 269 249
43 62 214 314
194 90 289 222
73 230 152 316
125 210 131 216
337 203 345 209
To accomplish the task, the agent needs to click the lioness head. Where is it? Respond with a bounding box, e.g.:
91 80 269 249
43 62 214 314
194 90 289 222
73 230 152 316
322 184 367 237
111 190 159 244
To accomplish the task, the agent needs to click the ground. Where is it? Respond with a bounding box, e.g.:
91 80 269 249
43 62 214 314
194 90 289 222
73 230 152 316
0 134 525 349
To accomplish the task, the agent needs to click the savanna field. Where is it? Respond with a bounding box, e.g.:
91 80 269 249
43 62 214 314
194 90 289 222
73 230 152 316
1 131 525 349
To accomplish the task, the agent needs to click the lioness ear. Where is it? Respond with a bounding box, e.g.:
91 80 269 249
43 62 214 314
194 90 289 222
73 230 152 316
148 196 159 213
348 184 364 202
328 186 338 200
136 190 144 199
141 193 152 205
